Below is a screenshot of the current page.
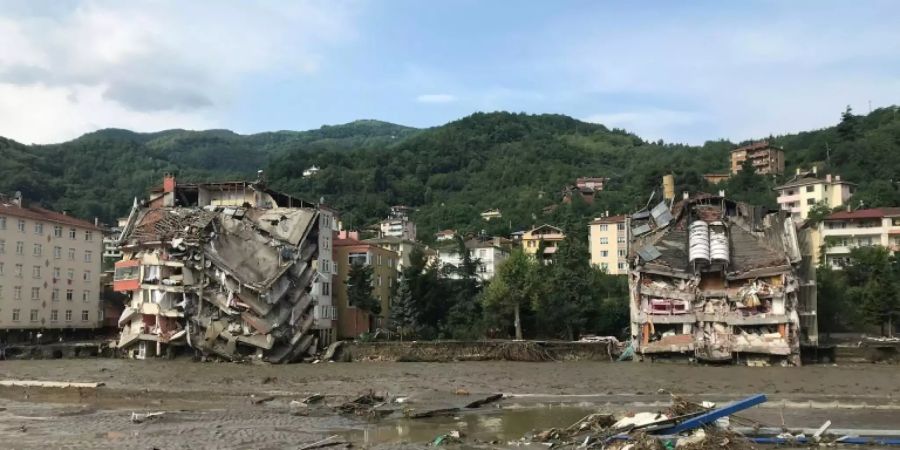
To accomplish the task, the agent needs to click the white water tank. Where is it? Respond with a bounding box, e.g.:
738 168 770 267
688 221 710 263
709 221 729 263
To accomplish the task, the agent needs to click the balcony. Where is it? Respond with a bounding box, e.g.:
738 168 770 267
821 226 883 237
776 193 800 204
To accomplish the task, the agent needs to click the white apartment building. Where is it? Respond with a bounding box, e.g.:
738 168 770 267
775 169 855 220
818 207 900 269
589 214 629 274
378 217 416 241
438 239 508 281
0 195 103 333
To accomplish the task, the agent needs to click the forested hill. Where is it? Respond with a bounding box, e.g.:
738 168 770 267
1 107 898 239
0 119 418 222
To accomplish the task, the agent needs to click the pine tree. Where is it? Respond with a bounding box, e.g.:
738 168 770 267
390 278 417 341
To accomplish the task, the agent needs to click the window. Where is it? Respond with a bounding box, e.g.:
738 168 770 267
83 270 92 282
33 243 41 256
599 237 608 245
0 262 3 275
15 264 22 278
0 216 5 229
52 288 59 302
618 250 627 257
14 286 22 300
81 310 89 321
32 265 41 279
600 250 609 257
617 223 625 231
68 248 75 261
806 198 815 205
12 309 20 321
85 231 93 241
618 262 626 270
82 290 90 302
69 228 76 239
53 225 62 237
84 250 92 263
51 310 58 321
17 219 26 232
321 282 330 296
16 241 24 255
34 223 43 235
599 224 608 231
0 239 4 253
806 185 814 193
31 287 39 300
617 237 626 244
53 246 61 259
66 289 73 301
53 267 60 278
378 276 383 287
67 268 74 280
30 309 38 322
65 310 72 321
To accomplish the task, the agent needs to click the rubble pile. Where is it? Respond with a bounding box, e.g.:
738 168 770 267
520 396 758 450
116 203 323 363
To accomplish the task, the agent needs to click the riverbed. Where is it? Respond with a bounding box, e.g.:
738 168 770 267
0 359 897 448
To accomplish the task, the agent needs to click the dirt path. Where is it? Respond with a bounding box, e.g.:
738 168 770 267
0 360 897 448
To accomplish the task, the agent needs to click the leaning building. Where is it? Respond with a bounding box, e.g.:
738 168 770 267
113 175 336 361
628 193 816 366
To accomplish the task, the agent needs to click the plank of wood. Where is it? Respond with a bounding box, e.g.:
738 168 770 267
0 380 105 389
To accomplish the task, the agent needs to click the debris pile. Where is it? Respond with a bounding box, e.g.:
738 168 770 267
114 176 333 362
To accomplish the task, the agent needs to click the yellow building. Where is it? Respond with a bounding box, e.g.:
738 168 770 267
775 170 855 221
817 208 900 269
333 231 398 339
0 194 103 334
522 224 565 263
588 215 629 274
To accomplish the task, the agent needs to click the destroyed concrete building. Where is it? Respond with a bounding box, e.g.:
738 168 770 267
113 175 337 361
628 193 816 365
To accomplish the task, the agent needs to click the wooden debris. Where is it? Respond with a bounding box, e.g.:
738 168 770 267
0 380 104 389
464 393 503 409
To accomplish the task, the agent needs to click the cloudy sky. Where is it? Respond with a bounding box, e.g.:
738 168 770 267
1 0 898 144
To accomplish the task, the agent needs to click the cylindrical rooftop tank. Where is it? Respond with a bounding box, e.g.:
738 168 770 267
688 220 710 263
709 221 729 263
663 174 675 201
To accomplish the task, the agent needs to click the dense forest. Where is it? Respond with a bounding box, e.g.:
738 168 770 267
1 106 898 241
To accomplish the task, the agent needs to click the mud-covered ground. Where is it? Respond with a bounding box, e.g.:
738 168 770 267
0 359 898 449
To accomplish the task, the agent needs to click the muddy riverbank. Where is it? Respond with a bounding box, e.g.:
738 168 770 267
0 360 898 448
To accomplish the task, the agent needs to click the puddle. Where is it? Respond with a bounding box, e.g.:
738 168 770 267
339 405 596 446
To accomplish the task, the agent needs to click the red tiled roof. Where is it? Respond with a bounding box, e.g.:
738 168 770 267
591 214 627 224
0 201 101 230
825 208 900 220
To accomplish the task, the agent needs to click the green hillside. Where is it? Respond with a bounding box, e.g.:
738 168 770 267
1 107 898 237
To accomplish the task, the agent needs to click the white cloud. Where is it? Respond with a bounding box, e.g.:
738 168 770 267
416 93 457 104
560 5 900 143
0 1 357 143
583 109 708 142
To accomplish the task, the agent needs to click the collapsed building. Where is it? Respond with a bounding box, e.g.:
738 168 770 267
113 175 337 362
628 193 817 366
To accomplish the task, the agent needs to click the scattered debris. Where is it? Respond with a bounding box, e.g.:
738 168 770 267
464 393 504 409
454 388 470 396
298 435 349 450
432 430 464 446
408 407 460 419
250 395 275 405
338 390 386 416
131 411 166 424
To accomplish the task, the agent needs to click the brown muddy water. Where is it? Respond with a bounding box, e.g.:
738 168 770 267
0 359 898 448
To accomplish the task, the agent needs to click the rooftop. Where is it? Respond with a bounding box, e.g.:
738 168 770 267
825 208 900 221
591 214 627 225
0 200 101 230
775 174 855 190
732 140 782 153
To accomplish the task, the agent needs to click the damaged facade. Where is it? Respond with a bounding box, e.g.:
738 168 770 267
628 193 816 365
113 175 336 362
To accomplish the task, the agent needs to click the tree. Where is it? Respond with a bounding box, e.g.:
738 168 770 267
806 201 833 225
844 246 899 336
346 262 381 315
533 233 596 340
442 237 483 339
482 249 539 339
837 105 860 142
389 277 417 340
816 265 851 336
